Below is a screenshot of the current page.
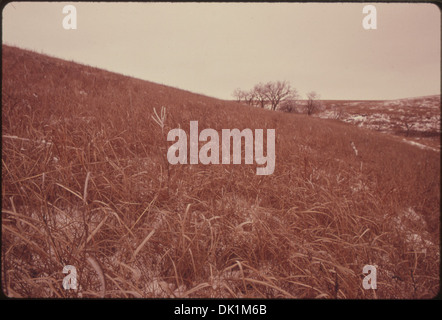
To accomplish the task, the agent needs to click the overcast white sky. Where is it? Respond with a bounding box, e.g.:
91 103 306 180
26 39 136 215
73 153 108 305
2 2 440 100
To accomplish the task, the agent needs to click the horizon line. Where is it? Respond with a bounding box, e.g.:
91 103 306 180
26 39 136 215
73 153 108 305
2 43 440 103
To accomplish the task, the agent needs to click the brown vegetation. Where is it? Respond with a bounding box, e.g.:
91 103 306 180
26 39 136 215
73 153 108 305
2 45 440 298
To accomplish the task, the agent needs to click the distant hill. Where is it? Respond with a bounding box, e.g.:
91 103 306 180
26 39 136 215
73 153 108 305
315 94 440 151
2 45 440 299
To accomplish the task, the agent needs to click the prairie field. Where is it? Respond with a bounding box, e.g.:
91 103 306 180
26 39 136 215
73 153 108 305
1 45 440 299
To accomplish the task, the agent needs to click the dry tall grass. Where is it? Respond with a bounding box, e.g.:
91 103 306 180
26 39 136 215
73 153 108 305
2 45 440 298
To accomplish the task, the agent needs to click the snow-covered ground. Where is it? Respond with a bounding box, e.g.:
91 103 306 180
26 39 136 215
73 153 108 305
402 139 439 152
315 95 441 151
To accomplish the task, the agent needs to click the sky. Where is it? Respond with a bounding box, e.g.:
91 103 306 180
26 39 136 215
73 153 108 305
2 2 440 100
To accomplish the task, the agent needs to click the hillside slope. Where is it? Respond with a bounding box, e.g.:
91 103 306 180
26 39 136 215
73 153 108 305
2 45 440 299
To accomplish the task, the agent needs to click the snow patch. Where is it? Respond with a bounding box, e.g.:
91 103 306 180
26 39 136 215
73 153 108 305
402 139 439 152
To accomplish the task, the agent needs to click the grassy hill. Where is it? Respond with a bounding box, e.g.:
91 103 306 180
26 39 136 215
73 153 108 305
2 45 440 298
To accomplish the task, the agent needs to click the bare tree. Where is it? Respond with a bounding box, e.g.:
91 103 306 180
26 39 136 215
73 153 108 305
278 90 300 113
262 81 296 111
244 89 256 106
306 91 321 115
402 118 415 137
234 81 298 111
232 88 244 103
253 83 268 109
